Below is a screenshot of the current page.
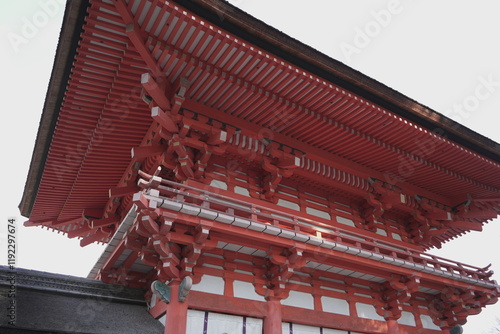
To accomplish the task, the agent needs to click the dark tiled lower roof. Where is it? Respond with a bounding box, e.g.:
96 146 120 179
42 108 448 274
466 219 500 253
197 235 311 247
0 266 163 334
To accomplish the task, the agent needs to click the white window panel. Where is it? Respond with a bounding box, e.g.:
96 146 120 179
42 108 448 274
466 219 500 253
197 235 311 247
210 179 227 190
355 303 385 321
186 310 262 334
321 296 350 316
306 207 331 220
207 312 243 334
282 323 351 334
191 275 225 295
278 198 300 211
235 186 250 197
245 316 263 334
293 323 321 333
186 310 205 332
420 314 441 330
336 216 355 227
281 290 315 310
324 329 349 334
233 280 266 302
398 311 416 327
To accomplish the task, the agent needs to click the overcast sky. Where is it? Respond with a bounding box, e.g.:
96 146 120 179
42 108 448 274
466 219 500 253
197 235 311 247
1 1 499 332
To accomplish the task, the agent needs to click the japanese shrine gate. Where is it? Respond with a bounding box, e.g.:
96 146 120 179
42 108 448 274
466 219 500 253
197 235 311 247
20 0 500 333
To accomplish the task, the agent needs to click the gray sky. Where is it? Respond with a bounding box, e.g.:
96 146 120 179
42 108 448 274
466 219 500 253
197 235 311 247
1 1 499 332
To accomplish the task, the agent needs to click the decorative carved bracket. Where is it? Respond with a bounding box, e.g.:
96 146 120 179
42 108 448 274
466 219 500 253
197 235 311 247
260 143 301 201
151 276 193 304
140 84 236 182
372 274 420 321
429 287 499 329
260 246 306 300
123 193 215 286
361 193 385 232
410 196 456 245
362 179 406 232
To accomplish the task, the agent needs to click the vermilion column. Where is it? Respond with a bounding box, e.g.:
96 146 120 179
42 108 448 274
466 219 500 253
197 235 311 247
263 297 282 334
386 319 401 334
164 280 188 334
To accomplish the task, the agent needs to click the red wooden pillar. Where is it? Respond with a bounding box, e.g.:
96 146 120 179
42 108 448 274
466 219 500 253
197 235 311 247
263 297 282 334
386 319 400 334
164 280 188 334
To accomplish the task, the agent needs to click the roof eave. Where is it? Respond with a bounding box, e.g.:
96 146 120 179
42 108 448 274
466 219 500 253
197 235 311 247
19 0 88 218
179 0 500 161
20 0 500 219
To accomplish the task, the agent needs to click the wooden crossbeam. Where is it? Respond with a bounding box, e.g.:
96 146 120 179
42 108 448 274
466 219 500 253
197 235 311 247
23 220 45 227
450 220 483 232
67 225 93 239
427 228 447 236
379 193 406 207
151 106 178 133
51 217 87 227
90 216 120 229
459 209 498 219
141 73 172 110
425 212 453 220
113 0 163 76
131 144 166 159
109 185 141 198
80 229 111 247
124 235 144 252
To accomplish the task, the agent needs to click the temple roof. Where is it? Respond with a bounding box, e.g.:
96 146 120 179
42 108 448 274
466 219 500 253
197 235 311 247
19 0 500 248
0 266 163 333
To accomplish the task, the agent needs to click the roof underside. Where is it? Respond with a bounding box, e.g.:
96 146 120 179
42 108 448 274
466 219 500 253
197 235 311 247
20 0 500 246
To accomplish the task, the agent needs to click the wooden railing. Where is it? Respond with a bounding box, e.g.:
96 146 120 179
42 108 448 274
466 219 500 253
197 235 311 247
138 171 497 287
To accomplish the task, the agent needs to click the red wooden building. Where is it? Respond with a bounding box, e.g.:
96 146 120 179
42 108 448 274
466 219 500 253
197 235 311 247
20 0 500 333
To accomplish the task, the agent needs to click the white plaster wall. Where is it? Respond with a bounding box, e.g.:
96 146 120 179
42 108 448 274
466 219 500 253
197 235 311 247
210 179 227 190
355 303 385 321
281 290 315 310
234 186 250 196
391 233 402 241
336 216 355 227
398 311 416 327
233 280 266 302
420 314 442 330
278 198 300 211
321 296 350 316
306 207 331 220
191 275 225 295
